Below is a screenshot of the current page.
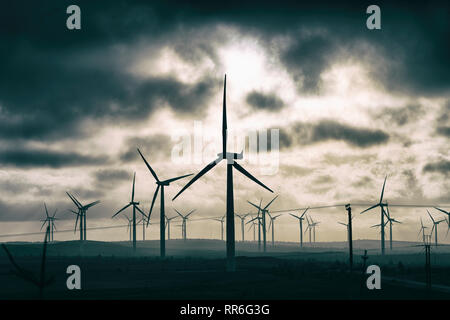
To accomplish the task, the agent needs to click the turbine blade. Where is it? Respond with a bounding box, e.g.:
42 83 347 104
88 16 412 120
289 213 300 220
427 210 435 223
300 207 309 218
222 74 227 156
66 192 81 209
232 162 273 193
131 173 136 202
247 200 262 211
84 200 100 209
186 209 196 218
172 158 220 201
174 208 184 218
137 148 160 182
434 207 450 216
44 202 49 218
148 185 160 223
380 175 387 203
112 203 132 218
263 195 279 210
360 203 379 214
164 173 194 184
135 205 148 220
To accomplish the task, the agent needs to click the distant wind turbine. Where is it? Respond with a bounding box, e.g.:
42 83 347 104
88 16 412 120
138 148 192 258
172 75 273 272
112 173 148 251
385 203 401 250
247 196 278 253
360 176 389 255
66 192 100 241
418 218 428 243
212 215 226 241
235 213 249 242
290 207 309 248
40 203 57 242
428 210 445 247
165 215 178 240
267 212 282 246
174 208 195 241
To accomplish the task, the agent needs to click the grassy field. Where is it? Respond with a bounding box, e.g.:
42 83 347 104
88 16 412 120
0 239 449 300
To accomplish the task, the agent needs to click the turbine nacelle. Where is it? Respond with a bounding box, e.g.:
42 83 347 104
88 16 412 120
216 151 244 163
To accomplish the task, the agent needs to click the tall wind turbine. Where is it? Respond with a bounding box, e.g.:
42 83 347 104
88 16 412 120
267 213 282 246
112 173 148 251
385 204 401 250
290 207 309 248
235 213 249 242
247 196 278 253
165 215 177 240
418 218 428 243
138 148 192 258
174 208 195 241
40 203 57 242
212 216 226 240
66 192 100 241
360 176 389 255
172 75 273 272
428 210 445 247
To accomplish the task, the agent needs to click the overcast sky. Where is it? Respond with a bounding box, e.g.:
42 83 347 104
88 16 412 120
0 0 449 243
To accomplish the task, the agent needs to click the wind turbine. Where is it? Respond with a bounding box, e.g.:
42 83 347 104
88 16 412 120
123 215 133 241
172 75 273 272
418 218 428 243
174 208 195 241
434 207 450 234
137 148 192 258
247 215 258 242
1 226 54 299
112 173 148 251
309 216 320 243
267 212 282 246
305 215 313 244
66 192 100 241
40 203 57 242
385 204 401 250
428 210 445 247
247 196 278 253
360 176 389 255
338 221 350 243
165 215 178 240
235 213 249 242
212 216 226 240
290 207 309 248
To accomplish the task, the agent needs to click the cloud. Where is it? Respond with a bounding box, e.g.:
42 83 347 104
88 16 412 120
246 91 285 111
373 104 424 126
0 147 108 168
280 120 389 149
93 169 131 187
423 160 450 176
120 134 173 162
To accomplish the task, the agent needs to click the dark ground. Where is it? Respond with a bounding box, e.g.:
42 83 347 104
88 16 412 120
0 239 449 300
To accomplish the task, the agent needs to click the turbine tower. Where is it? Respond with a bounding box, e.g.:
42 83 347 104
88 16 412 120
66 192 100 241
112 173 148 251
289 207 309 248
360 176 389 255
138 148 192 258
385 203 401 250
418 218 428 243
165 215 177 240
172 75 273 272
247 196 278 253
174 208 195 241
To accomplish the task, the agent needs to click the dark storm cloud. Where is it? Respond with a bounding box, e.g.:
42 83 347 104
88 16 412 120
0 147 108 168
94 169 130 185
280 120 389 149
423 160 450 175
246 91 285 111
120 134 173 162
374 104 425 126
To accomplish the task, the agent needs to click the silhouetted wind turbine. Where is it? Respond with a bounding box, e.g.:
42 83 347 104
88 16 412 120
66 192 100 241
112 173 148 251
338 221 350 243
309 216 320 243
165 215 178 240
290 207 309 248
428 210 445 247
40 203 57 242
174 208 195 241
267 212 282 246
1 226 54 299
235 213 249 242
212 215 226 240
247 196 278 253
172 75 273 272
385 204 401 250
360 176 389 255
418 218 428 243
305 215 313 244
138 148 192 258
247 215 257 241
434 207 450 233
123 215 133 241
